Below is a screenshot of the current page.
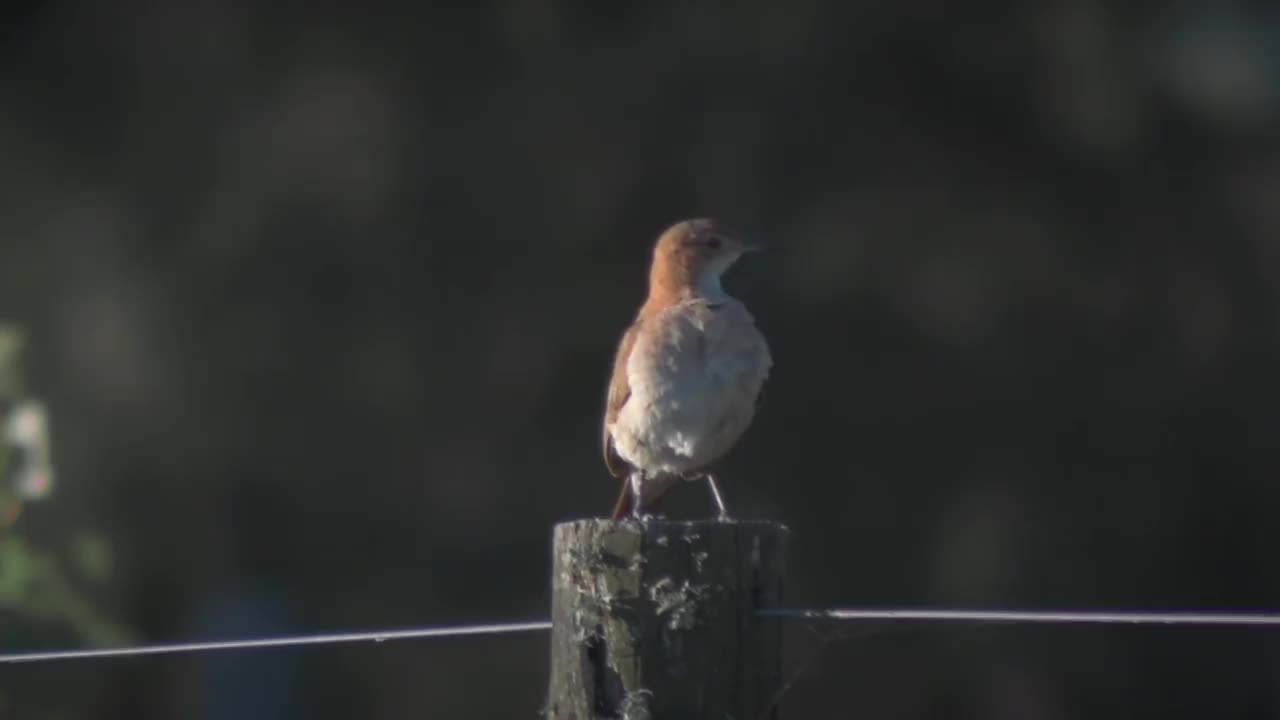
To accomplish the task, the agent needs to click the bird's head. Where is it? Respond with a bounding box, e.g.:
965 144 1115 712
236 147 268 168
648 218 761 300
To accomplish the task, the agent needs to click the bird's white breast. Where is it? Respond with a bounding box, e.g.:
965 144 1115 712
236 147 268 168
611 297 771 477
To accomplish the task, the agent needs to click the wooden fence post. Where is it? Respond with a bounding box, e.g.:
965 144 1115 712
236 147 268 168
546 518 788 720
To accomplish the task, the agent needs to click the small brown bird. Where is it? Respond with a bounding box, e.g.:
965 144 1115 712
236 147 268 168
602 219 772 520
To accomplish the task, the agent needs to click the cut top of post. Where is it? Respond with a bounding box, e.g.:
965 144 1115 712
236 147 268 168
547 518 789 720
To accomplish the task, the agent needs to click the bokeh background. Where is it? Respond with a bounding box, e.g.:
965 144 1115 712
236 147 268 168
3 1 1280 718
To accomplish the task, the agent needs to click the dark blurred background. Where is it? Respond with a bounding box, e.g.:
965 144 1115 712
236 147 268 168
2 1 1280 718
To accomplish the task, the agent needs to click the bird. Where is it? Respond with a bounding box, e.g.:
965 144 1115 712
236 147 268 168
601 218 772 521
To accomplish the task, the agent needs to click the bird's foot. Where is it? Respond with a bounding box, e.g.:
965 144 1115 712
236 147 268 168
704 474 732 522
628 509 663 523
627 472 647 522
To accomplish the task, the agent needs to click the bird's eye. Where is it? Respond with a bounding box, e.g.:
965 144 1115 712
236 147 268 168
706 237 722 250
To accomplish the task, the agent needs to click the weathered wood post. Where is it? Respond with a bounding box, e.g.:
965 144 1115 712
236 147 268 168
546 519 788 720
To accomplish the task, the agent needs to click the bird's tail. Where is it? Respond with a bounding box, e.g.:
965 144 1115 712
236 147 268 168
609 479 632 520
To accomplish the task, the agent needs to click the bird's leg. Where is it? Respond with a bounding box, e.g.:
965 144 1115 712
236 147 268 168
704 474 731 522
629 471 647 521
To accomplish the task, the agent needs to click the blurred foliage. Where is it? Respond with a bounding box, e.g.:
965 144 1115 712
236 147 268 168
0 324 21 524
0 435 13 526
0 535 132 647
0 323 132 718
0 324 24 400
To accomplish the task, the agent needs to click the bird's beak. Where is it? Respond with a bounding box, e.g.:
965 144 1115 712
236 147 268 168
719 228 764 253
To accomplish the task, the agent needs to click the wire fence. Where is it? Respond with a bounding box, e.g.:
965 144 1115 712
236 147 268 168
759 608 1280 626
5 608 1280 664
0 620 552 664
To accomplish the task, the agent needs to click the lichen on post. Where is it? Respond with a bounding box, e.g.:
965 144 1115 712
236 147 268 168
546 518 788 720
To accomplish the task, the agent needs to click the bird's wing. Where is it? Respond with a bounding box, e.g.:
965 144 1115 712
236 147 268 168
602 321 642 478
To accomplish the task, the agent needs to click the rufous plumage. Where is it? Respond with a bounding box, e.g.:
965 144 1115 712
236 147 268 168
602 219 772 520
